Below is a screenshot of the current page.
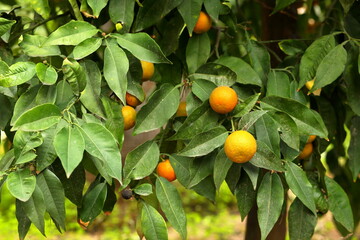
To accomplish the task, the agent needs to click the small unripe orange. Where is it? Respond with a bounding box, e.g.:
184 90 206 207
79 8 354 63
156 159 176 182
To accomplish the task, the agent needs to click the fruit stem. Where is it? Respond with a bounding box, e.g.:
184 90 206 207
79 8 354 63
231 118 236 132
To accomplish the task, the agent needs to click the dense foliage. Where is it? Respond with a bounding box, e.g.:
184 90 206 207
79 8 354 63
0 0 359 239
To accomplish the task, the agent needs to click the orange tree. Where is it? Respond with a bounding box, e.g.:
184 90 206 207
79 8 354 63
0 0 359 239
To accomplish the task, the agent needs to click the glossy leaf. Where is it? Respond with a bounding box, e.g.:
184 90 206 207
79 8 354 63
278 39 307 55
45 20 98 46
177 0 203 35
288 198 317 240
156 177 187 240
178 126 228 157
104 39 129 104
80 122 122 183
55 80 74 110
13 131 43 164
238 110 267 131
348 116 360 181
22 186 46 235
186 33 211 73
133 183 153 196
191 78 217 101
193 63 237 86
53 125 85 178
299 34 335 88
213 148 233 190
0 61 36 87
134 84 179 134
109 0 135 32
246 40 270 84
35 126 57 172
123 141 159 185
87 0 108 17
7 169 36 202
255 114 280 156
19 34 61 57
266 70 290 98
79 60 105 118
36 169 66 231
101 97 124 145
261 96 328 138
28 0 50 18
325 177 354 232
15 199 31 240
191 176 216 202
141 201 168 240
62 58 87 96
285 161 316 214
215 56 262 87
0 18 16 36
114 33 170 63
235 170 256 221
340 0 355 13
73 37 102 60
11 103 62 132
311 44 347 92
79 182 107 223
273 0 296 14
36 63 58 85
250 141 285 172
257 172 284 240
233 93 260 118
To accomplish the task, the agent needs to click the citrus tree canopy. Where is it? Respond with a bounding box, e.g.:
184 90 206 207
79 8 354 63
0 0 359 239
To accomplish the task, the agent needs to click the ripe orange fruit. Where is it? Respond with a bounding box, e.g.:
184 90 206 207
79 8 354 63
224 130 257 163
176 101 187 117
140 60 154 81
193 11 212 34
156 159 176 182
126 92 142 107
122 105 136 130
298 143 313 159
209 86 238 114
307 135 316 143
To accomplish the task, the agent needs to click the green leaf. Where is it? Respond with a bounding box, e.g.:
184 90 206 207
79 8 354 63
87 0 108 17
225 163 242 193
311 44 347 92
344 44 360 116
269 111 299 151
0 94 12 129
133 0 183 32
22 185 46 235
288 198 317 240
278 39 307 56
178 126 228 157
177 0 203 36
36 63 58 85
36 126 57 172
101 97 124 145
250 141 285 172
80 60 105 118
235 170 256 221
56 80 74 110
213 148 233 190
73 37 102 60
109 0 135 32
7 168 36 202
11 103 62 132
186 33 211 73
285 161 316 214
340 0 355 13
255 114 280 156
243 163 259 189
45 20 98 46
214 56 262 87
193 63 237 86
191 78 217 101
0 18 16 36
103 184 117 213
0 149 15 173
79 182 107 223
133 183 153 196
156 177 187 240
204 0 222 19
238 110 267 130
123 141 159 185
191 175 216 202
261 96 328 138
53 125 85 178
272 0 296 14
257 172 284 240
19 34 61 57
80 122 122 183
233 93 261 118
0 61 36 87
113 33 170 63
26 0 50 18
348 116 360 181
266 70 290 98
134 83 179 134
36 169 66 231
299 34 336 88
16 199 31 240
104 39 129 104
13 131 43 164
168 101 218 140
62 58 87 96
246 40 270 84
325 177 354 232
140 201 168 240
